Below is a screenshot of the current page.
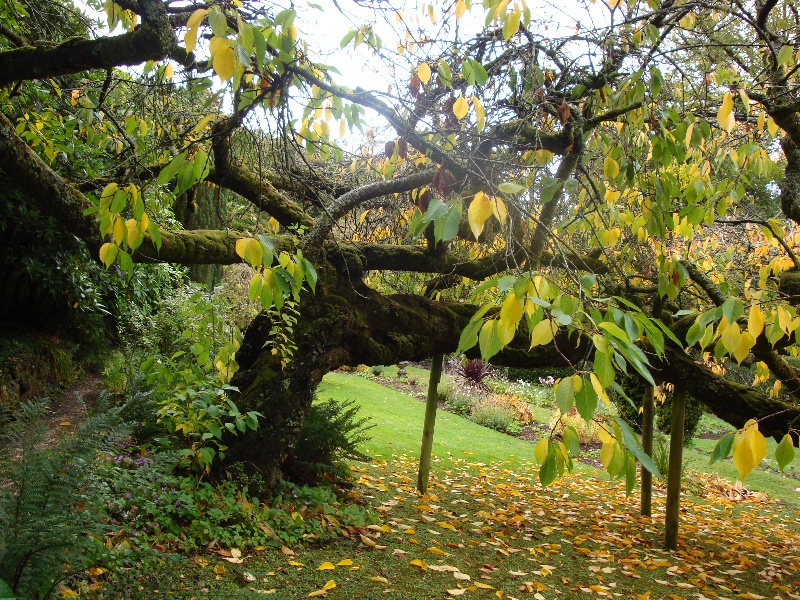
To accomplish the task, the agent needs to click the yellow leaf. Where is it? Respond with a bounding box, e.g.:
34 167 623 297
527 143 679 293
529 319 554 348
307 590 327 598
359 534 377 547
534 438 549 464
370 576 389 583
720 320 741 354
58 421 70 426
453 96 469 120
767 116 779 136
99 242 118 268
192 114 216 133
733 332 755 364
318 562 336 571
733 431 755 481
748 305 765 339
417 62 431 84
603 156 620 179
437 521 457 531
187 7 209 29
336 559 353 566
212 43 236 81
164 63 173 79
322 580 336 591
428 546 447 555
468 191 493 239
236 238 263 267
474 581 494 589
473 95 485 131
491 196 507 226
455 0 466 20
126 218 139 248
60 589 80 598
447 589 467 597
600 441 615 469
214 563 226 575
113 217 126 245
717 92 735 133
288 561 305 567
590 372 610 406
410 559 428 570
743 419 768 464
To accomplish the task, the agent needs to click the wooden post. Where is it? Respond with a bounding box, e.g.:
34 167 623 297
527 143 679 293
664 387 687 550
417 353 444 495
641 384 655 517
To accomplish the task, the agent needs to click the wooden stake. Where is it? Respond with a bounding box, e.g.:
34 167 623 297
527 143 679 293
417 353 444 494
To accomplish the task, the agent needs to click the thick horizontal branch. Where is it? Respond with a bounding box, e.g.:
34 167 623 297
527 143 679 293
0 0 176 86
352 242 608 279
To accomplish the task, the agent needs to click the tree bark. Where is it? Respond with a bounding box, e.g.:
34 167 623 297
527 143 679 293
664 387 686 551
417 353 444 494
641 384 655 517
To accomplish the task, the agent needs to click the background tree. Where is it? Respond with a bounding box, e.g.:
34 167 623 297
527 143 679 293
1 0 798 489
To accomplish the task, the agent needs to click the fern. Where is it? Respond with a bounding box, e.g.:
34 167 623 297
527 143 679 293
282 398 374 486
0 400 124 599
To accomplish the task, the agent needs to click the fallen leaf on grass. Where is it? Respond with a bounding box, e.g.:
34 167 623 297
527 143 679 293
308 580 336 597
288 561 305 567
318 562 336 571
336 559 353 566
59 422 71 426
447 588 467 596
213 564 226 575
410 559 428 570
281 546 295 556
453 572 471 581
370 576 389 583
474 581 494 589
429 565 460 572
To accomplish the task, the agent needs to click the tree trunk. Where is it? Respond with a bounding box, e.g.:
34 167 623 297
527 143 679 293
664 387 687 550
417 353 444 494
640 384 655 517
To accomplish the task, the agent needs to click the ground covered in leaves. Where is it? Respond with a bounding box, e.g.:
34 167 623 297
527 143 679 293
98 454 800 600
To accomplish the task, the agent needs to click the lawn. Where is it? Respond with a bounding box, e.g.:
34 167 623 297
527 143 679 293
136 371 800 600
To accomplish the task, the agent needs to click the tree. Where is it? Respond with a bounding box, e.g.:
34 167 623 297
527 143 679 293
1 0 798 489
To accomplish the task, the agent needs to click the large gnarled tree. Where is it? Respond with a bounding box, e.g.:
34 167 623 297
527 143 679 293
1 0 799 487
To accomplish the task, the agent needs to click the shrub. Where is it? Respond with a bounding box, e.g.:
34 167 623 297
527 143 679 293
370 365 384 376
282 398 374 486
483 393 535 425
655 391 705 445
438 380 478 416
457 358 493 388
549 409 604 444
470 401 520 435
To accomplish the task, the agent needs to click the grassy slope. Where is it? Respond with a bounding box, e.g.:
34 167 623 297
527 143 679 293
319 372 594 472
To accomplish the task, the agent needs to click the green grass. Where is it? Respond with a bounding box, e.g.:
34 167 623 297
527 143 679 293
318 372 594 472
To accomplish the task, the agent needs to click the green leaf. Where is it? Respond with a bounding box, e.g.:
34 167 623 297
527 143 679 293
562 426 581 456
709 431 735 464
208 7 228 37
498 181 526 194
722 296 744 325
478 320 502 361
456 318 483 355
157 152 187 186
777 45 793 67
775 434 795 471
467 58 488 86
555 376 575 414
575 380 597 424
539 444 558 487
625 454 637 496
615 418 661 478
593 351 615 387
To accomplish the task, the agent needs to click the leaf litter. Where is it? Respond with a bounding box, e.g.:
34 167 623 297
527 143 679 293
144 455 799 599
